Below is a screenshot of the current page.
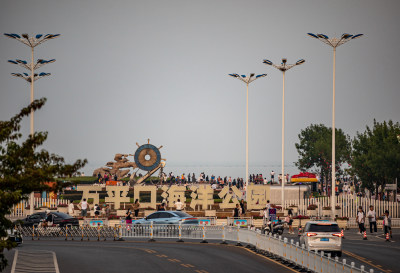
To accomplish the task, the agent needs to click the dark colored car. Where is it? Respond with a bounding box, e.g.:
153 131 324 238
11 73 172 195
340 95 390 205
14 212 79 227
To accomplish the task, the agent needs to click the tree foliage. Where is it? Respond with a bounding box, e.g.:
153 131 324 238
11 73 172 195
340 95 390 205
351 120 400 196
295 124 351 183
0 98 87 270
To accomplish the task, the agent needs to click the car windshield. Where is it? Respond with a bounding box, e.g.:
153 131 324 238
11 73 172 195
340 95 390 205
52 212 73 219
172 212 192 218
308 223 340 232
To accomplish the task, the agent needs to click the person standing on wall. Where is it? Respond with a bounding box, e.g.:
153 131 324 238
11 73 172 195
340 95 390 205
367 205 377 233
271 170 275 183
133 199 140 217
79 198 88 218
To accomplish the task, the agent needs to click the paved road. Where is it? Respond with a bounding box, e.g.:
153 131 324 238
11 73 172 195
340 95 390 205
283 228 400 273
3 240 296 273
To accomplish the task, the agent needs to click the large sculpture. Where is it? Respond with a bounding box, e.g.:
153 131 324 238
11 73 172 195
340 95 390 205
92 139 165 184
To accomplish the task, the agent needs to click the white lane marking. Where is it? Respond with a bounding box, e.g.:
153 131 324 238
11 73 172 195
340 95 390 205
11 250 60 273
10 250 18 273
52 252 60 273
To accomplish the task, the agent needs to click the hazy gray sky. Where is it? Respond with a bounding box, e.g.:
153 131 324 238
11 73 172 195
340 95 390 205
1 0 399 177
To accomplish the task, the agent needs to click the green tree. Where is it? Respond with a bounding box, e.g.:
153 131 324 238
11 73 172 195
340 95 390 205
295 124 351 189
0 98 86 270
351 120 400 198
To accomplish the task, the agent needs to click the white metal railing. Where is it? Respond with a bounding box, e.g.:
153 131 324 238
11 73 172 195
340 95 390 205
284 195 399 218
17 223 375 272
9 198 70 217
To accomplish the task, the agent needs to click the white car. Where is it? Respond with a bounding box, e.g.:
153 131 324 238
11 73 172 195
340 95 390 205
299 221 342 257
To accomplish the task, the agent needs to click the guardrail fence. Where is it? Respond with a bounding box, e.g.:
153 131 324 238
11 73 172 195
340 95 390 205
16 224 375 273
284 195 399 218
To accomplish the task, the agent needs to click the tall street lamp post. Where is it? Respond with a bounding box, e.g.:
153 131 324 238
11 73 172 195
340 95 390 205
262 58 305 208
228 73 267 192
307 32 363 218
5 33 60 215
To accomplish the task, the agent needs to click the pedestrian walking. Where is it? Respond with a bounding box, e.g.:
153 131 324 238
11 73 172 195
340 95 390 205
68 201 75 215
94 204 101 218
175 199 184 211
79 198 88 218
133 199 140 217
356 206 366 235
125 209 132 224
240 199 246 215
367 205 377 233
271 170 275 183
383 210 392 238
233 204 240 218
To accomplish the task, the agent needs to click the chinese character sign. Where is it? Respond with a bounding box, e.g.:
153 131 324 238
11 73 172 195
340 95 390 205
246 185 270 210
218 186 242 209
104 185 130 209
161 185 186 208
189 185 214 210
133 185 157 209
77 185 103 206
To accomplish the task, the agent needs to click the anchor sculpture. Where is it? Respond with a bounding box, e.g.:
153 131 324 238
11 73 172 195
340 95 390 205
92 139 165 185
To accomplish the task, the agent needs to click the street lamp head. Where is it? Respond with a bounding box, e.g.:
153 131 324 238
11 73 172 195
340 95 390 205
263 59 273 65
351 34 364 39
341 33 353 39
263 58 304 72
307 33 319 39
317 33 329 39
308 32 363 48
229 73 266 84
4 33 61 48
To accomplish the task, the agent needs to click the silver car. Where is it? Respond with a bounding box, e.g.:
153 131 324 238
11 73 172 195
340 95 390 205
299 221 342 257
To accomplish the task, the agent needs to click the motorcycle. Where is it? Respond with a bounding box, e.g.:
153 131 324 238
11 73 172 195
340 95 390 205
262 219 284 235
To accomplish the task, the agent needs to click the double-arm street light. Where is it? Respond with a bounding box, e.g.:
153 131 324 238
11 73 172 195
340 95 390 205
5 33 60 214
307 32 363 218
229 73 267 191
263 58 305 208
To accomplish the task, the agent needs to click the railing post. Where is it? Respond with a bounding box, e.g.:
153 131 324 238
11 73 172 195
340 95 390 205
65 226 68 241
118 225 124 241
81 226 84 241
201 225 208 243
97 224 100 241
221 224 227 244
360 265 365 272
236 225 242 246
32 225 35 240
149 221 155 242
177 222 184 242
113 226 116 241
335 256 339 273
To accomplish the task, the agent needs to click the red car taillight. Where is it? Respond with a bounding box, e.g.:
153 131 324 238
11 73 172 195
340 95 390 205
307 232 317 237
332 233 342 237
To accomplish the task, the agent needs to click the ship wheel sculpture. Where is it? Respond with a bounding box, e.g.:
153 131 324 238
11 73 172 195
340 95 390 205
132 139 165 185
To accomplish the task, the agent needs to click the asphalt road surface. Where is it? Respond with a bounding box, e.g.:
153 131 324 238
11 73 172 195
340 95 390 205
3 229 399 273
283 228 399 273
3 240 296 273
